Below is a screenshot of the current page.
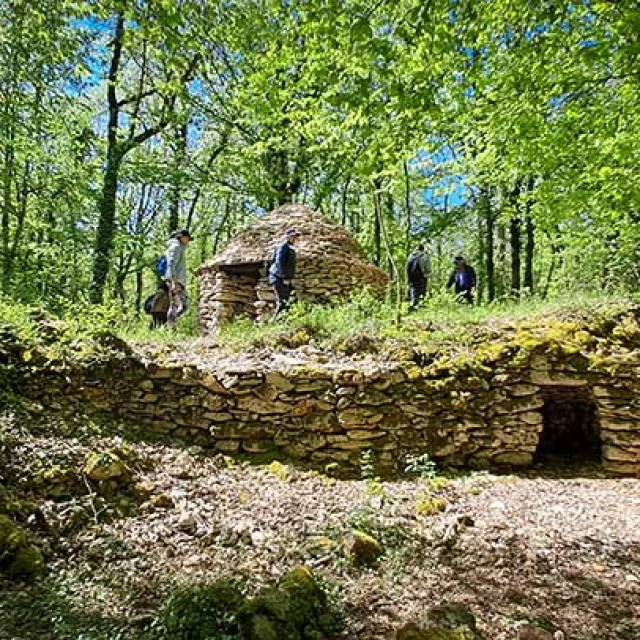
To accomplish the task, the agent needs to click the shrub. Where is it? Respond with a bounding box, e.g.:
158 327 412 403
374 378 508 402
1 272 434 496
160 579 245 640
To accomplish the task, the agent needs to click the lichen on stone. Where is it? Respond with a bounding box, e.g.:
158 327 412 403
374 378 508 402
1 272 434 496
82 450 130 482
345 529 383 566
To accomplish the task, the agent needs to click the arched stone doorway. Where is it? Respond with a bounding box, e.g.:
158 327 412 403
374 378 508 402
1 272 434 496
536 386 601 462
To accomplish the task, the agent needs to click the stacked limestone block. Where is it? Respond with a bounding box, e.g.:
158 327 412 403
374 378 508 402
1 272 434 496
198 269 260 333
9 308 640 479
17 346 640 478
196 204 390 333
594 383 640 475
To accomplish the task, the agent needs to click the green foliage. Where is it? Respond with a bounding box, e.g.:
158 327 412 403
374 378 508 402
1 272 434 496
267 460 292 482
217 289 636 357
359 449 377 481
345 506 376 536
404 454 438 480
159 580 245 640
0 0 638 334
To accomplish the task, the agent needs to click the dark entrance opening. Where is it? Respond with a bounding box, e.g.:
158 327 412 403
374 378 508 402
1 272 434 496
536 387 601 461
222 262 263 321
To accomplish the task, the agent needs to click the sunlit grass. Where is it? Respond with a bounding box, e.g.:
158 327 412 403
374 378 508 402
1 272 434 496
214 288 637 353
1 288 636 356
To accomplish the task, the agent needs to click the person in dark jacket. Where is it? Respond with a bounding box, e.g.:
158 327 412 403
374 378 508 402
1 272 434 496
268 228 301 316
447 256 477 304
406 243 430 310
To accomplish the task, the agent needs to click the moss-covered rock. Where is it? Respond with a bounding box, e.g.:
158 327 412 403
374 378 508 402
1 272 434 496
160 579 245 640
237 566 339 640
395 605 481 640
35 465 81 499
345 530 383 567
395 626 480 640
0 514 44 580
83 450 129 482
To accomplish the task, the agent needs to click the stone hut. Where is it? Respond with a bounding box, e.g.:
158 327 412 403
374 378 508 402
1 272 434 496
196 204 390 333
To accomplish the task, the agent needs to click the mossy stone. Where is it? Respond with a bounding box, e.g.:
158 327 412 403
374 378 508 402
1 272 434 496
0 515 44 580
396 626 479 640
160 579 245 640
5 546 45 579
425 605 478 632
395 605 481 640
345 530 383 566
83 450 129 482
237 566 336 640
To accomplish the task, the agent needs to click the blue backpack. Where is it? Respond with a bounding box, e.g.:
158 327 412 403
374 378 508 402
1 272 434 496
156 255 167 278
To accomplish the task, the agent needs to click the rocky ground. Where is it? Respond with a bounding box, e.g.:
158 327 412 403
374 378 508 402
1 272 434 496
0 412 639 640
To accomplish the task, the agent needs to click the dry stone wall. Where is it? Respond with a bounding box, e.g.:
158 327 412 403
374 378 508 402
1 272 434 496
19 346 640 477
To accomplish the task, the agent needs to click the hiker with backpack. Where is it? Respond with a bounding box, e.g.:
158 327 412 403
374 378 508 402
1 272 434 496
406 243 430 310
145 228 192 328
447 255 477 305
268 228 301 317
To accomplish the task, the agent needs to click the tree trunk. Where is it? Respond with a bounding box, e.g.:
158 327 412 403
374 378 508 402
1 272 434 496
385 192 395 279
89 13 125 304
268 149 296 206
168 121 188 233
90 149 123 303
135 267 143 316
523 177 535 293
379 186 400 305
341 176 351 227
481 187 496 303
496 219 507 298
524 216 535 293
477 210 485 305
1 141 14 290
510 215 521 296
372 181 382 267
542 231 563 300
89 13 196 303
212 193 232 256
403 160 412 254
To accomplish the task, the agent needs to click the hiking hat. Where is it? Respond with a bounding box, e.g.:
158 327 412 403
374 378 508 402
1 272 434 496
286 228 301 238
175 229 193 240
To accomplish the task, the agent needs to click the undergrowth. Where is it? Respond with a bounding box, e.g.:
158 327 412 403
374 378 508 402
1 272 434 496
1 289 638 359
216 289 638 354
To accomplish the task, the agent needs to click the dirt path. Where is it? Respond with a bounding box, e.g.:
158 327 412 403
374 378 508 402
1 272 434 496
1 426 639 639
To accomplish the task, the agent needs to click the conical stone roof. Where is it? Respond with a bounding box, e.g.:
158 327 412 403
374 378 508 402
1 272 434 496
196 204 390 332
198 204 389 291
199 204 373 269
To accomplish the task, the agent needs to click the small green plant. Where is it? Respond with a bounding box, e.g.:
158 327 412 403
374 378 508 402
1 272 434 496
345 506 376 535
414 494 447 516
365 478 385 499
428 476 451 491
404 453 438 480
359 449 377 481
267 460 291 482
